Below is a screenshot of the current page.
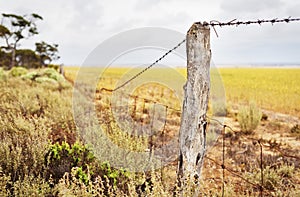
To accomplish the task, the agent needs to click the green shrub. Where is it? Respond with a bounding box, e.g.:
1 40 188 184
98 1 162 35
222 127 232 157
14 67 65 83
73 167 90 185
100 161 130 187
237 102 262 134
42 68 64 81
19 68 65 83
9 66 28 77
45 141 95 183
47 64 60 71
21 71 39 80
45 140 134 195
35 76 57 84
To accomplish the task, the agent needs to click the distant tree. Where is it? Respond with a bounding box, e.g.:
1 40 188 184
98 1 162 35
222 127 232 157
0 50 11 69
35 41 60 66
0 24 10 39
0 13 43 69
0 25 11 68
15 49 40 68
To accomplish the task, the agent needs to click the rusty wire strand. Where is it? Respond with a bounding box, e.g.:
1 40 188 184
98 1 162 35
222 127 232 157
208 117 300 159
206 17 300 37
204 17 300 27
100 39 186 92
100 89 181 112
206 116 300 196
99 17 300 92
205 156 258 188
205 156 273 195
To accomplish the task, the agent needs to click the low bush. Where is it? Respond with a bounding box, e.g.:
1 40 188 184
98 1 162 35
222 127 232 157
45 141 95 183
9 66 28 77
0 77 74 195
245 163 296 192
237 102 262 134
211 101 227 117
42 68 64 82
45 140 133 195
6 66 65 84
47 64 60 71
20 71 39 80
35 76 57 84
12 175 52 197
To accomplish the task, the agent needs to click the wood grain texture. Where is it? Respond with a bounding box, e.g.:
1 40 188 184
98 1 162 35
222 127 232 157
178 22 211 195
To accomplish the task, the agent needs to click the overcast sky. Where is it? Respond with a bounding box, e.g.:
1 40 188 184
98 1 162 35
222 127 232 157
1 0 299 66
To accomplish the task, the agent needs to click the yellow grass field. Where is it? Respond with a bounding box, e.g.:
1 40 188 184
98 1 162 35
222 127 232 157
65 66 300 118
64 66 300 196
218 68 300 117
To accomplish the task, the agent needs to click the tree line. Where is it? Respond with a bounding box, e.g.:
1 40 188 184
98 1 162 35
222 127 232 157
0 13 60 69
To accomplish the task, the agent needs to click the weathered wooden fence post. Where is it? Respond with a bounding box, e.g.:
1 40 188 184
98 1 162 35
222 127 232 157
177 22 211 195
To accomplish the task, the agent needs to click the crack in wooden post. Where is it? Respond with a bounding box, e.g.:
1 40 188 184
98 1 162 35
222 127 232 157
177 22 211 196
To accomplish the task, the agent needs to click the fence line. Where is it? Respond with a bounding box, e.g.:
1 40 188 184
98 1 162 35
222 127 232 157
208 118 266 196
207 116 300 196
94 86 300 195
99 17 300 93
70 16 300 196
99 88 181 112
76 75 300 196
207 17 300 37
206 17 300 27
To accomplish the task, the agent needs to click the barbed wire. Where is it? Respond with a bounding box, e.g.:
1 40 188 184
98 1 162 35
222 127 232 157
207 116 300 196
70 16 300 195
95 86 300 195
100 39 186 92
98 88 181 112
205 117 263 196
205 17 300 27
206 17 300 37
99 17 300 92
